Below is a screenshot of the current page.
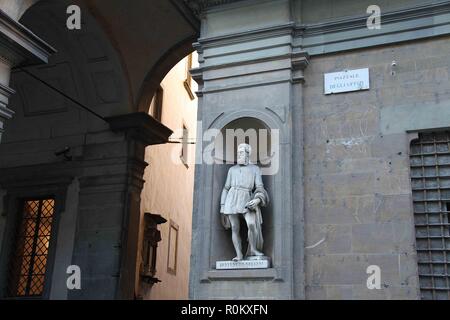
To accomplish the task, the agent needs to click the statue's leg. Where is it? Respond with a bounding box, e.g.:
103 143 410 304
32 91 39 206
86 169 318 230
228 214 243 261
244 212 264 256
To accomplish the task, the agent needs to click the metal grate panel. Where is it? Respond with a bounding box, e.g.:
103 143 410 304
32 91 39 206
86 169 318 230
7 198 55 297
411 132 450 300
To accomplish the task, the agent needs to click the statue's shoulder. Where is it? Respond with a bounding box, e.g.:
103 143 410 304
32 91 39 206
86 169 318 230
248 163 261 171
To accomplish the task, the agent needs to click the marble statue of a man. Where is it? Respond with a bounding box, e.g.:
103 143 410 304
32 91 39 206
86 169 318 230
220 143 269 261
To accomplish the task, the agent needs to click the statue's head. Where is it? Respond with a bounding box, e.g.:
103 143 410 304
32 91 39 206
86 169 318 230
237 143 251 165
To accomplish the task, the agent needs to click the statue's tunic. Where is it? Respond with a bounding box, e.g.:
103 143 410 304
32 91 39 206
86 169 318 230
220 163 269 255
220 164 267 215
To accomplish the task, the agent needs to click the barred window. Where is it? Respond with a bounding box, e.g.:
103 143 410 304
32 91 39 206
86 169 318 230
7 198 56 297
410 132 450 300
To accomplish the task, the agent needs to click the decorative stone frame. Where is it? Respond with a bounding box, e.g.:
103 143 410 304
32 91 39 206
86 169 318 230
191 108 296 298
167 220 179 275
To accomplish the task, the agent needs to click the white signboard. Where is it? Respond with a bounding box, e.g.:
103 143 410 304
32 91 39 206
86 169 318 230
324 68 370 94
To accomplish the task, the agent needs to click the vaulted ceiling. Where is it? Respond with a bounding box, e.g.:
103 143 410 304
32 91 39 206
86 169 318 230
18 0 201 114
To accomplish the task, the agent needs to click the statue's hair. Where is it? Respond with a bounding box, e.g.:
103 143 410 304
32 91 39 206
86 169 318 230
237 143 252 155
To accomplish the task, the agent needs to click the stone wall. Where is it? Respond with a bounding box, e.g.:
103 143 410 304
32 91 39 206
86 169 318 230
189 0 450 300
303 36 450 299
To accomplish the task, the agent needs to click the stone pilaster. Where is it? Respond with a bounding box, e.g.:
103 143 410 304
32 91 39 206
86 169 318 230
0 82 14 142
68 113 172 299
188 0 309 299
290 51 309 299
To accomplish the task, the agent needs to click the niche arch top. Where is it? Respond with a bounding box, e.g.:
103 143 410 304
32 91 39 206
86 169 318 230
215 117 272 165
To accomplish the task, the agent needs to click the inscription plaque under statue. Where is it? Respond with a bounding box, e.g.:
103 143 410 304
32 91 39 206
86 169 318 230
216 257 271 270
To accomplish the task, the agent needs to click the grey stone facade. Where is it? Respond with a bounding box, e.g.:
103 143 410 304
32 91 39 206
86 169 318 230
189 0 450 300
1 0 450 300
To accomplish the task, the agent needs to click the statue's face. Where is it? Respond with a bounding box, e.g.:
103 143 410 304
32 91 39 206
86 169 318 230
237 147 249 165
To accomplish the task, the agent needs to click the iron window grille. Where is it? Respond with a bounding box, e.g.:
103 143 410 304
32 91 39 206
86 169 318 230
7 198 56 297
410 132 450 300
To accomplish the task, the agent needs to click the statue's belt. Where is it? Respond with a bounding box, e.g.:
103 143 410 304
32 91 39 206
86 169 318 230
229 186 252 191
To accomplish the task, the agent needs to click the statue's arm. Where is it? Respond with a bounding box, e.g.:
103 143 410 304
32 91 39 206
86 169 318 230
255 166 264 189
253 166 269 207
220 169 231 213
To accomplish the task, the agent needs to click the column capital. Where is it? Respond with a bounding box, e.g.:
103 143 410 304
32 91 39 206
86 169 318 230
183 0 243 17
291 51 309 84
0 103 13 120
0 83 15 139
105 112 173 147
0 9 56 67
0 9 55 143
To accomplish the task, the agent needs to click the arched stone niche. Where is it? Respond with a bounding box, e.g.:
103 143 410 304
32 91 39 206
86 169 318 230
192 107 294 297
208 116 279 266
214 117 272 165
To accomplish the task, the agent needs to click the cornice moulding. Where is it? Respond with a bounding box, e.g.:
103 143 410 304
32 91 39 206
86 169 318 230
0 9 56 67
303 0 450 36
183 0 243 17
192 0 450 56
0 103 14 120
105 112 173 147
198 22 295 47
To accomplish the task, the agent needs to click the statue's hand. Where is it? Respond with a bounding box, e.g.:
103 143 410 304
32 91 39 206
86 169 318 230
246 198 261 210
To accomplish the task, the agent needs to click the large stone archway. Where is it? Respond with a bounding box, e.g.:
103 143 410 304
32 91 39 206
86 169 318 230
15 0 200 115
0 0 200 299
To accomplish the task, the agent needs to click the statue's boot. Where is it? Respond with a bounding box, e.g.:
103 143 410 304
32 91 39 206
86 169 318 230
251 249 264 256
232 254 243 261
